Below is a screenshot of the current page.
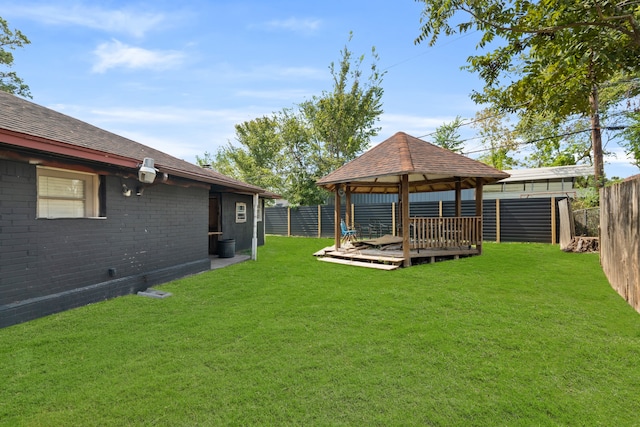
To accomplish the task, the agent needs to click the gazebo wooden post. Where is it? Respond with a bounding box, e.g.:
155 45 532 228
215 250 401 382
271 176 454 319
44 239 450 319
475 178 484 255
401 174 410 267
397 182 402 234
455 177 462 217
345 185 351 227
334 187 341 250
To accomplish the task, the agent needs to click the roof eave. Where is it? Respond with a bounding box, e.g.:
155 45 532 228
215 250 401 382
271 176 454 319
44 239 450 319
0 128 138 169
1 129 271 194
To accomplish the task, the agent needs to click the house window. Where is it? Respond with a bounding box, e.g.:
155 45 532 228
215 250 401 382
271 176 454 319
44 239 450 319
37 166 100 218
257 199 262 222
236 202 247 223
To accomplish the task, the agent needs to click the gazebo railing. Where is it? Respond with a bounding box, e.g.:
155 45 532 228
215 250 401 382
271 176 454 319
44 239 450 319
409 217 482 249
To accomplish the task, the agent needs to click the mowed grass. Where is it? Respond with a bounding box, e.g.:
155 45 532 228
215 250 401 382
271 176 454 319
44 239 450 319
2 237 640 426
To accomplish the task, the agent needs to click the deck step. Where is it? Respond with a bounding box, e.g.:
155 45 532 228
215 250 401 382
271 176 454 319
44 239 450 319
313 246 335 257
318 256 400 270
324 251 404 265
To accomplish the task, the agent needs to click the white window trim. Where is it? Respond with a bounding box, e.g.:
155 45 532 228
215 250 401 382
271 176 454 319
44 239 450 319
37 166 100 219
236 202 247 223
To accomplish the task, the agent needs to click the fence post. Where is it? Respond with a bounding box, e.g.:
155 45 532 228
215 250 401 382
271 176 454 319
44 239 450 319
318 205 321 238
287 207 291 237
496 199 501 243
551 197 556 244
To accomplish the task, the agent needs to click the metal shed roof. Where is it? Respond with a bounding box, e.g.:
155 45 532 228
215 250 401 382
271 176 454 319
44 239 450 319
499 165 593 183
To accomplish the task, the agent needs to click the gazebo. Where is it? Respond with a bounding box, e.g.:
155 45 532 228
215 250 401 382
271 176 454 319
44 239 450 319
316 132 510 267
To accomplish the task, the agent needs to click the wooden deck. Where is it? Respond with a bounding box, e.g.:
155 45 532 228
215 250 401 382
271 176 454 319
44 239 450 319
314 234 480 270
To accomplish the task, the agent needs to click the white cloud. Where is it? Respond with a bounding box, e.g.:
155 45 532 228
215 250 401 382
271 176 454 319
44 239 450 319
113 130 208 162
604 144 634 164
262 17 321 34
378 113 457 139
235 89 314 100
92 39 185 73
88 106 249 125
3 4 165 38
212 63 326 81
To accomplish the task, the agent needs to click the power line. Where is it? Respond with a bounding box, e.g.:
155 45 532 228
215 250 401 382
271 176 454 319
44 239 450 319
461 126 626 156
381 31 480 73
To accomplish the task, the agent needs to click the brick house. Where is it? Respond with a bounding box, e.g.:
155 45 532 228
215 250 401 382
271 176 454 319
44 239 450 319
0 91 273 328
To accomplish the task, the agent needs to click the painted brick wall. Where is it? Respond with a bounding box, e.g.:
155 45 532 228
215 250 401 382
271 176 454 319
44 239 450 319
1 159 210 327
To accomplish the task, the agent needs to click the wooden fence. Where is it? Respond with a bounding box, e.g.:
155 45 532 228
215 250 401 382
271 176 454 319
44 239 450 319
600 176 640 313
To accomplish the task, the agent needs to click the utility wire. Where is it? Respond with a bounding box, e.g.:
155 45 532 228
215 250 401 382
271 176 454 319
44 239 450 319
461 126 626 156
381 30 480 73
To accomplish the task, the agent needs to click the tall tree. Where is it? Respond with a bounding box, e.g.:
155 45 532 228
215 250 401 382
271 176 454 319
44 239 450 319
201 34 384 206
517 113 592 167
432 116 465 153
0 17 31 98
300 32 384 176
415 0 640 187
197 114 287 195
472 108 519 170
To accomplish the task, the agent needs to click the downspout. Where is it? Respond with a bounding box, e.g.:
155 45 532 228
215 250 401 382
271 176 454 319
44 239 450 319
252 193 258 260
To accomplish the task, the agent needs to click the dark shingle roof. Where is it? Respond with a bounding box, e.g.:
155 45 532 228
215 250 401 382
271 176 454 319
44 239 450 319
0 91 267 194
316 131 510 193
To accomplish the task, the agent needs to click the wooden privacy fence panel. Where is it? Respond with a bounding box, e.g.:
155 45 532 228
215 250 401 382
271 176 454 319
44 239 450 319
600 177 640 313
410 217 481 249
558 199 574 250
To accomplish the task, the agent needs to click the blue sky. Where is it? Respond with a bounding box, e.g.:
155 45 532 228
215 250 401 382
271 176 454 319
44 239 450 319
2 0 637 178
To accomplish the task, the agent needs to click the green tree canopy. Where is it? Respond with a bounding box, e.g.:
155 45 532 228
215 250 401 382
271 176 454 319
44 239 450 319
516 113 592 168
432 116 465 153
199 35 384 206
415 0 640 184
472 108 520 170
0 17 30 98
300 33 384 175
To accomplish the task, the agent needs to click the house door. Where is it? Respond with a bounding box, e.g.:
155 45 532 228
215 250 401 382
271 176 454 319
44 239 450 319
209 194 221 254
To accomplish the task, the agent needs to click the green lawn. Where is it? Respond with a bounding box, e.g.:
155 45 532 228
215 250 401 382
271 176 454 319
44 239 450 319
2 237 640 426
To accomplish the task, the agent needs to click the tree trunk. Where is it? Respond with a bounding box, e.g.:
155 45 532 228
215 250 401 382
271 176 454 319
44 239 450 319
590 86 604 188
588 56 604 188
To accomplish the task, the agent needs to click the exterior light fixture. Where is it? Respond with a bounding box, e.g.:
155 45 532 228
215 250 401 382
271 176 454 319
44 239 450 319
138 158 157 184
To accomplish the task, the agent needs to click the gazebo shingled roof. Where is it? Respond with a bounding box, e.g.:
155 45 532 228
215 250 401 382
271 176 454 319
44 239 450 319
316 131 510 267
317 131 509 193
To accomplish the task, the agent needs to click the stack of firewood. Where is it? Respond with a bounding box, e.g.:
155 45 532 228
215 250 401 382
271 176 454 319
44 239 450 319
562 236 599 253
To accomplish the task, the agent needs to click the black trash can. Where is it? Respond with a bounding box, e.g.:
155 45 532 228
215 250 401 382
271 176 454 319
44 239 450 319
218 239 236 258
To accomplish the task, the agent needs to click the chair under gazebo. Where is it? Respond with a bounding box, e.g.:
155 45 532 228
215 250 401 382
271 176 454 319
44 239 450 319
315 132 510 269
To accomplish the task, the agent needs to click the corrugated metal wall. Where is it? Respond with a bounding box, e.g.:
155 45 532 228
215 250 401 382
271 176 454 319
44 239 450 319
264 206 288 236
266 197 563 244
354 203 393 227
320 205 337 238
290 206 319 237
483 200 498 242
500 199 552 243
